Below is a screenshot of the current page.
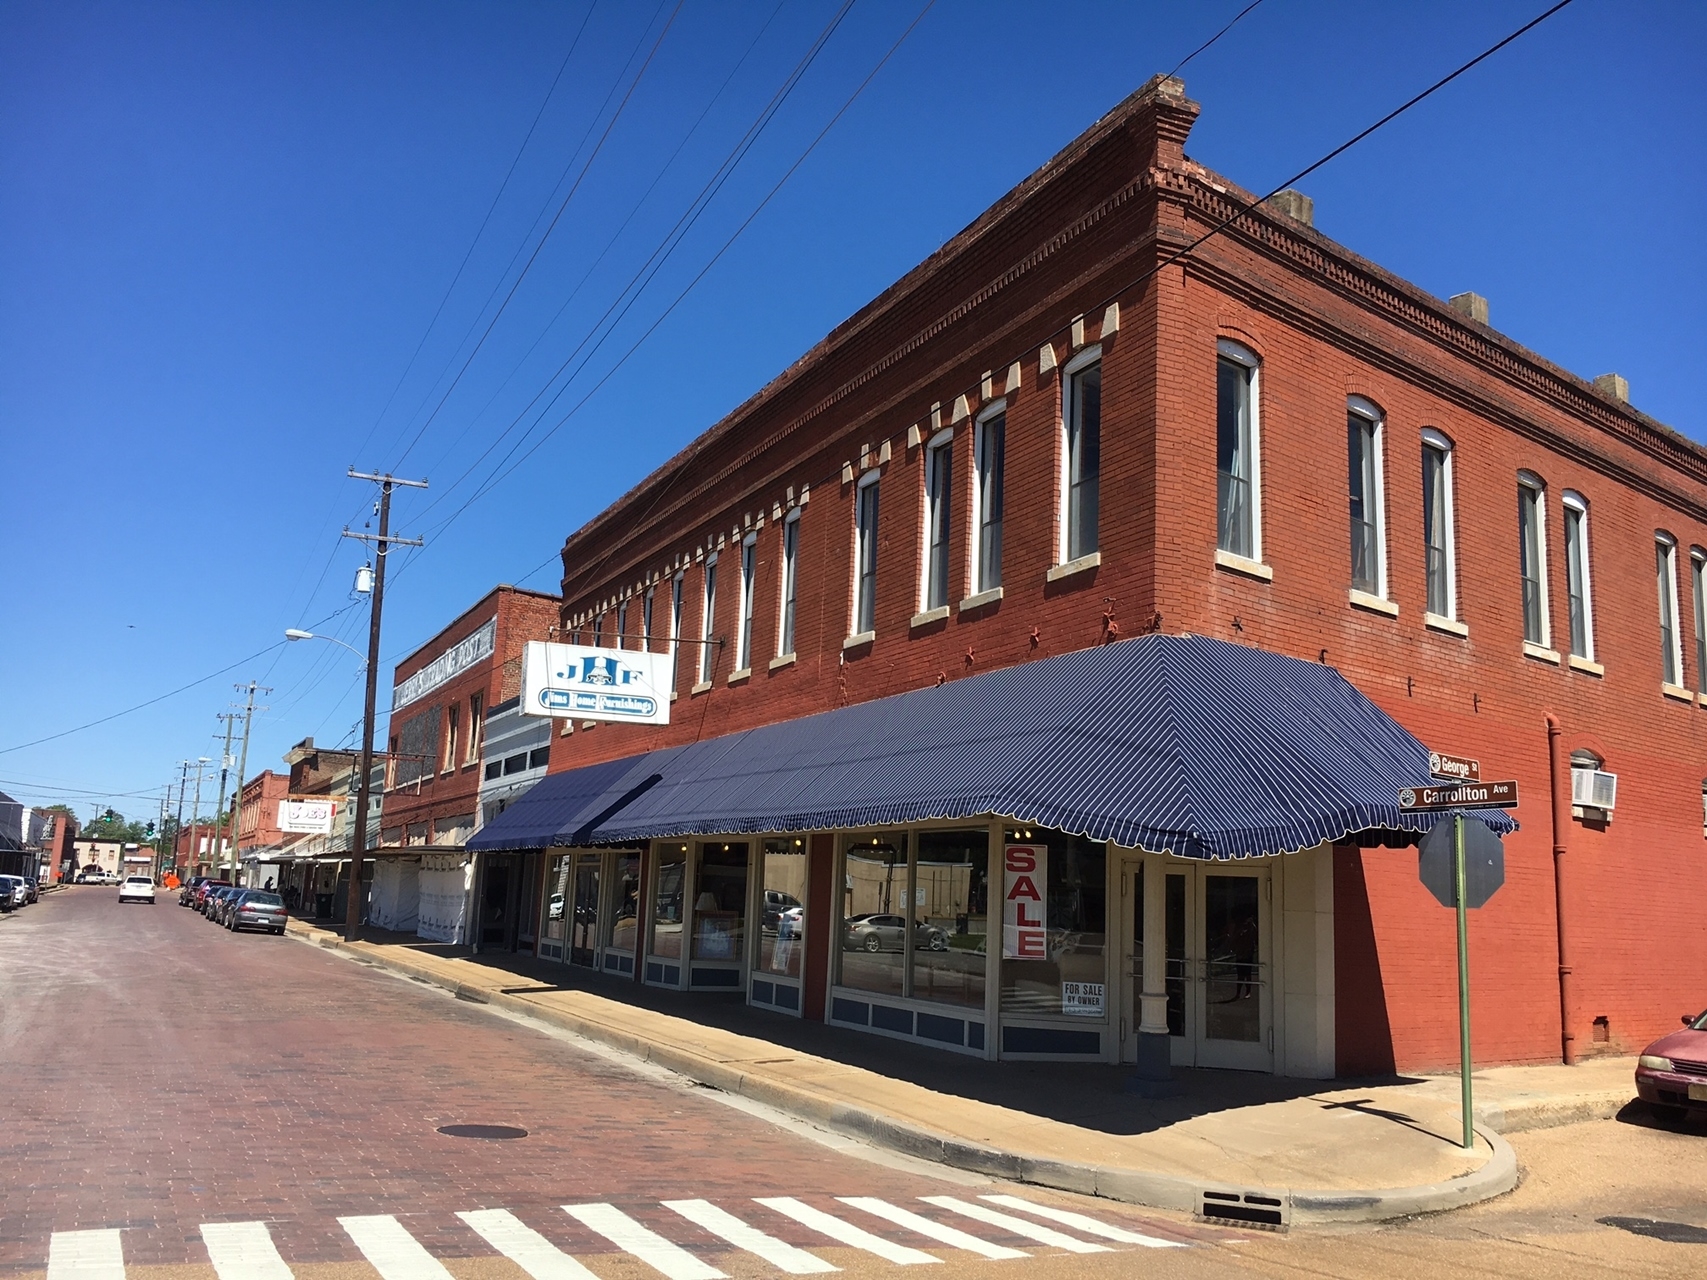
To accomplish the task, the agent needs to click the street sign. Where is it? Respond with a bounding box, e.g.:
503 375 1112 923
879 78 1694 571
1419 814 1505 909
1398 780 1518 811
520 641 673 726
1428 751 1480 782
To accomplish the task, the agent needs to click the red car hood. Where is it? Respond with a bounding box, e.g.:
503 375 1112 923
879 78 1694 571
1642 1025 1707 1059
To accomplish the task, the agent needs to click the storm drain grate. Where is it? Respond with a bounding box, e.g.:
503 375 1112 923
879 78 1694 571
1198 1188 1289 1231
437 1124 528 1140
1599 1217 1707 1245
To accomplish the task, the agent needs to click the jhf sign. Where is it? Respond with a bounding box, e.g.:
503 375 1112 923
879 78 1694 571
1003 844 1049 959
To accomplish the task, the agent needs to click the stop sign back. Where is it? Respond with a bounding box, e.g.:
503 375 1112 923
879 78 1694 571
1418 815 1505 909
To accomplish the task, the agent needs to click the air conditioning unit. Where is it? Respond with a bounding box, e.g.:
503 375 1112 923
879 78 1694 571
1571 767 1617 812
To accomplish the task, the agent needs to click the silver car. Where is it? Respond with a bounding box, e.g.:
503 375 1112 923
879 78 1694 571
842 912 949 953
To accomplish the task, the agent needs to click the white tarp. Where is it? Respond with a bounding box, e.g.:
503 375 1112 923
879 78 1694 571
416 854 471 943
369 858 420 933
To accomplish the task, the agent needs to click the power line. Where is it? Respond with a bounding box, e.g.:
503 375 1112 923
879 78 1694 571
1166 0 1268 80
557 0 1579 607
388 0 684 472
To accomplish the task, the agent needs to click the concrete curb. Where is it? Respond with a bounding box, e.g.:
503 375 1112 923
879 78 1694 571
290 922 1521 1225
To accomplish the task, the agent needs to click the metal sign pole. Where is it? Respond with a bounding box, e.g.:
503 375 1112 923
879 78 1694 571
1454 811 1473 1150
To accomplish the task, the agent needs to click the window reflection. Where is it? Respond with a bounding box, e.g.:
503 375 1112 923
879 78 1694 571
604 851 640 956
650 844 687 960
692 842 748 961
759 838 807 978
999 829 1106 1019
839 834 908 996
911 830 988 1008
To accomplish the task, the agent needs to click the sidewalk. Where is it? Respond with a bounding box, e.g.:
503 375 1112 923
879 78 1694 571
287 918 1637 1225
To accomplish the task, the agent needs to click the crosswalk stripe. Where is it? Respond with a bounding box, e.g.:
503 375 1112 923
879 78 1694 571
48 1230 125 1280
457 1210 601 1280
918 1197 1109 1253
662 1200 837 1275
835 1199 1025 1261
977 1195 1185 1248
562 1204 725 1280
201 1221 295 1280
754 1199 939 1266
338 1215 458 1280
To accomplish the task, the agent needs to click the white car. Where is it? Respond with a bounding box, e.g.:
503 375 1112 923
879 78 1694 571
118 875 156 904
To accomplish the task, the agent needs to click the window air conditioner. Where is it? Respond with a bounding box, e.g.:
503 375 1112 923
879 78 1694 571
1571 767 1617 812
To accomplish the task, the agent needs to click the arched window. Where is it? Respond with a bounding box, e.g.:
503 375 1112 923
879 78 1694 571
1561 492 1594 661
1517 472 1549 648
1657 532 1682 687
1421 429 1455 619
1216 340 1261 561
1347 397 1387 599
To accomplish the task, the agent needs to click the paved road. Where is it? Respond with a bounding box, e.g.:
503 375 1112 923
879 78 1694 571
3 890 1703 1279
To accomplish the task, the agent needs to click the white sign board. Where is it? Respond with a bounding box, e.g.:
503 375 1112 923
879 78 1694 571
1002 843 1048 959
520 641 672 726
393 617 496 712
278 799 336 835
1062 981 1105 1017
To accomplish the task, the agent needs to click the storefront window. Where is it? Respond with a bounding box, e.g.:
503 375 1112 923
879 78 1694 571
569 854 599 967
543 852 570 953
650 844 687 960
910 830 988 1008
604 851 641 956
838 833 909 996
691 842 748 961
758 838 807 978
999 829 1107 1019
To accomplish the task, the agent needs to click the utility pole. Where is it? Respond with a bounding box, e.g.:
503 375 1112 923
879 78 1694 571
222 681 268 884
341 469 425 941
171 760 191 878
211 713 237 881
186 757 211 876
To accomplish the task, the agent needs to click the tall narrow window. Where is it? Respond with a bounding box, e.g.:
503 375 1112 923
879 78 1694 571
643 585 655 652
466 692 482 764
443 705 459 773
1347 398 1385 597
779 512 799 656
1518 474 1549 647
1421 431 1455 619
670 573 685 685
699 557 718 683
1562 493 1594 660
1693 550 1707 694
854 476 880 635
737 534 757 671
616 599 628 650
1216 341 1260 560
593 612 605 648
974 406 1005 593
1063 352 1101 561
923 432 953 610
1657 533 1682 687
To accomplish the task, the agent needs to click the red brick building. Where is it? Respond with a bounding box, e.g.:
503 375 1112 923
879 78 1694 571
477 76 1706 1077
236 770 290 856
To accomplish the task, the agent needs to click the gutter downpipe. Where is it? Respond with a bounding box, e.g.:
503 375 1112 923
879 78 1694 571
1546 713 1576 1065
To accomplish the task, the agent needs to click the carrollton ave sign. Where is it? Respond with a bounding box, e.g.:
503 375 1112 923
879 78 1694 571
1398 780 1518 811
520 641 672 726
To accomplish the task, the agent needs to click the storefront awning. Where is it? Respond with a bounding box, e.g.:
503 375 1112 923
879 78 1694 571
469 634 1514 860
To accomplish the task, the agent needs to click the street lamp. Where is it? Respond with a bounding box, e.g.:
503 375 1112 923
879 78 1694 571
284 629 368 666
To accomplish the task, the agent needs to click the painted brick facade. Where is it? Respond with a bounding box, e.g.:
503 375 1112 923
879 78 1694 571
539 76 1707 1073
381 585 560 847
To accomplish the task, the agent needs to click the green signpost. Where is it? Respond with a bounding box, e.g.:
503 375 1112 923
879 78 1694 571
1403 765 1517 1151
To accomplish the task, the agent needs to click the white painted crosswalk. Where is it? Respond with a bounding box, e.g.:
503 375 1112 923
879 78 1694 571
41 1193 1193 1280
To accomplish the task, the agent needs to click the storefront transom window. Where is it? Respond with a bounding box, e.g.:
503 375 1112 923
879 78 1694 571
1000 828 1106 1021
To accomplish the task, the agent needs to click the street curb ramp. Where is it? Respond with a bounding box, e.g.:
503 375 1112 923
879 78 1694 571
289 921 1519 1226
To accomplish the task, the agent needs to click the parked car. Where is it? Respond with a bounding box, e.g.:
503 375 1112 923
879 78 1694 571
761 889 802 933
842 912 949 953
179 876 210 906
192 879 232 912
205 886 243 922
1635 1009 1707 1124
0 875 24 911
117 875 156 904
226 890 288 935
22 877 40 903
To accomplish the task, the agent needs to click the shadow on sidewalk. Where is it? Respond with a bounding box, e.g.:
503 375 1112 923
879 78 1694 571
343 925 1428 1139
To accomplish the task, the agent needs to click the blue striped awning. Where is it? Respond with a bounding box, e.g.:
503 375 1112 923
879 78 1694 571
468 634 1514 860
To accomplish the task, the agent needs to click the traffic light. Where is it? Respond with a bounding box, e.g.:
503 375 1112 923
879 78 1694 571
144 821 156 838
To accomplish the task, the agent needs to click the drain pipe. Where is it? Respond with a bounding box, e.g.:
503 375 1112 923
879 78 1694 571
1546 713 1576 1065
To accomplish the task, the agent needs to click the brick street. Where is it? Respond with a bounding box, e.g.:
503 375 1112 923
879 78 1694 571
5 890 1704 1280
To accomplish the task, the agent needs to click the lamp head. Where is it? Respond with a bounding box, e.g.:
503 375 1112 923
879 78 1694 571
285 629 313 641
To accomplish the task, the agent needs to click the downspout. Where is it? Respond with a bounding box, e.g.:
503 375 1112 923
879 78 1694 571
1546 713 1576 1065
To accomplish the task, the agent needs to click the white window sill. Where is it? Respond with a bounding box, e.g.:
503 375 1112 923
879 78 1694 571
689 680 713 696
1424 612 1468 637
959 586 1004 612
1046 551 1101 582
910 606 951 628
1522 642 1561 666
1568 655 1604 677
1214 549 1273 581
669 690 679 702
579 720 597 730
1348 589 1398 618
843 630 876 650
768 653 796 671
1662 682 1693 703
727 668 751 686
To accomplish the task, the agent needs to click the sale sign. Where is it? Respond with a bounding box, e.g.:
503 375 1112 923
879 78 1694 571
1002 843 1049 959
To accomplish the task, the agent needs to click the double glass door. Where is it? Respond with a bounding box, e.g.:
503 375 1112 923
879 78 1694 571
1125 859 1271 1071
569 854 600 967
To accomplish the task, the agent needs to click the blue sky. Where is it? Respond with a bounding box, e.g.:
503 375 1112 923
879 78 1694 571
2 0 1702 821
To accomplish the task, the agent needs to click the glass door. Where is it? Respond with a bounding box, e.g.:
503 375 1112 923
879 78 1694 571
540 852 571 962
569 854 601 968
1168 863 1271 1071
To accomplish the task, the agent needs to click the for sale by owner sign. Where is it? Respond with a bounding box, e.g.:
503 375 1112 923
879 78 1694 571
1003 843 1048 959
